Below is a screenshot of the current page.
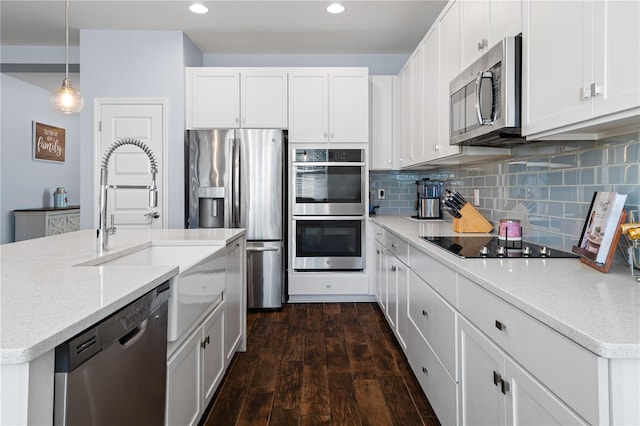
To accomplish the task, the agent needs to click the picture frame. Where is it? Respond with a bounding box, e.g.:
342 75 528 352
33 121 65 163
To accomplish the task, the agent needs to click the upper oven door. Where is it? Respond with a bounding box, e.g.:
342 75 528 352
292 148 366 215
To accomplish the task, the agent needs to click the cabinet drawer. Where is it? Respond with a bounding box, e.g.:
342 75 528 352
408 270 457 380
289 274 369 295
379 229 409 265
458 276 606 425
409 247 457 305
407 321 457 426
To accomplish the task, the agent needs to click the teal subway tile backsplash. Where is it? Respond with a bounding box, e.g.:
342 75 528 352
369 133 640 251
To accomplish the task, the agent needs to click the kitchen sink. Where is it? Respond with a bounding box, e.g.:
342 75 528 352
86 244 226 342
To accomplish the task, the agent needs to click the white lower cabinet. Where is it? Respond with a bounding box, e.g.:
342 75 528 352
407 321 458 425
225 237 244 363
166 302 225 426
458 317 587 425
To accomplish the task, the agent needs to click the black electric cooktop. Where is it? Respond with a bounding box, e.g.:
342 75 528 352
420 236 579 259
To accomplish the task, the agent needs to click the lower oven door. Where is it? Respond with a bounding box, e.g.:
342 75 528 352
292 216 365 271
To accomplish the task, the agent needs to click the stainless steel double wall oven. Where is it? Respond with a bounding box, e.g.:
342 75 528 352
291 148 366 271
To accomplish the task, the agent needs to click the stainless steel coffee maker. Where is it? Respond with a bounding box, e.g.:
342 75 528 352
415 179 442 219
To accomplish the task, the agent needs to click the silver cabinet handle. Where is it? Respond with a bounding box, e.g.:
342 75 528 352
590 82 601 97
391 243 398 249
422 309 428 318
391 266 397 272
421 366 428 375
495 320 506 331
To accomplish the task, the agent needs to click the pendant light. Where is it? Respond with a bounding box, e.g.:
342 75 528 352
50 0 84 114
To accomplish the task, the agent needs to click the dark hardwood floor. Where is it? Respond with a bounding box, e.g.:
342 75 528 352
202 302 441 426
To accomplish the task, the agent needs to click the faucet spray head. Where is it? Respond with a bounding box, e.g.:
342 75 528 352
149 168 158 208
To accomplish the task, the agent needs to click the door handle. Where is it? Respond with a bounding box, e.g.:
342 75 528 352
475 71 496 125
247 246 279 252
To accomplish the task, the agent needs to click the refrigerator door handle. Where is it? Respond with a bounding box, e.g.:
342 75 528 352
232 138 241 228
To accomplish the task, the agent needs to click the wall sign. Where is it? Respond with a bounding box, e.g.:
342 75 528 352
33 121 65 163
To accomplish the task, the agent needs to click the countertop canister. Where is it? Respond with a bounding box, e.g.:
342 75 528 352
53 187 68 208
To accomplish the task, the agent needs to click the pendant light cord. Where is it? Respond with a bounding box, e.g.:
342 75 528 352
65 0 69 80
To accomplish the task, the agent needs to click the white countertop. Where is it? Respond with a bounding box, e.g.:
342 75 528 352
372 216 640 359
0 228 245 365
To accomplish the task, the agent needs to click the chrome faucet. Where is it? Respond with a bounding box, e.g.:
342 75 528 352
97 138 158 253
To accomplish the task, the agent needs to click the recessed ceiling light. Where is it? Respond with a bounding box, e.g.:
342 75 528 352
326 3 345 14
189 3 208 14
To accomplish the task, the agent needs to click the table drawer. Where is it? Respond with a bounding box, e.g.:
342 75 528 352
409 247 457 305
458 275 606 425
408 270 457 380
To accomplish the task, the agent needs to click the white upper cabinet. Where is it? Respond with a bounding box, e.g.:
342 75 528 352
436 0 463 159
592 0 640 119
288 70 328 142
523 0 640 138
240 70 288 128
186 68 287 129
288 68 369 143
369 76 396 170
422 28 440 161
399 63 412 166
411 43 425 165
461 0 522 69
187 68 240 129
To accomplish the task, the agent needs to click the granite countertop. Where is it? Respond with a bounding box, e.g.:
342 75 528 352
0 228 245 365
372 216 640 359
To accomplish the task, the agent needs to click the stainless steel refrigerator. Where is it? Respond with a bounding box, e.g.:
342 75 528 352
186 129 285 309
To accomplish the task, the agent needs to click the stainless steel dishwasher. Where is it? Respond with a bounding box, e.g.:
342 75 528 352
54 281 170 425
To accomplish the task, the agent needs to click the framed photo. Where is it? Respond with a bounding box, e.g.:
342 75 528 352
33 121 65 162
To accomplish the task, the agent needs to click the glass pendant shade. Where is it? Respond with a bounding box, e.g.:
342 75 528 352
51 78 84 114
51 0 83 114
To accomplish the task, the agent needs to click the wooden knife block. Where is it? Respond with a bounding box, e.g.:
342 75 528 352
452 204 494 233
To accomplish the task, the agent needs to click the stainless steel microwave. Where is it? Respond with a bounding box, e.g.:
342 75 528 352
449 35 523 146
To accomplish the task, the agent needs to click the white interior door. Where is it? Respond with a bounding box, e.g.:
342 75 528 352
96 101 166 229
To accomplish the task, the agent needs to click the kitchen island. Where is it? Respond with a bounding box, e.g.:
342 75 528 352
370 216 639 425
0 228 246 425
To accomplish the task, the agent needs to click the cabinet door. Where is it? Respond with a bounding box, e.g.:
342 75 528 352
288 71 329 142
46 213 67 236
241 70 288 128
166 328 202 426
65 213 80 232
461 0 490 69
225 238 244 363
523 1 593 136
374 241 385 306
400 63 412 167
458 318 506 426
369 76 394 170
592 0 640 118
422 28 440 161
329 70 369 143
187 68 240 129
490 1 522 49
410 44 424 164
202 303 226 407
395 257 409 350
505 357 587 425
386 254 398 329
437 0 463 158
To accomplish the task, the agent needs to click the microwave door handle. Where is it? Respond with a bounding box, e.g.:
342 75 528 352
475 71 495 125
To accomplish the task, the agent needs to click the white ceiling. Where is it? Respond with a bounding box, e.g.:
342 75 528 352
1 0 448 54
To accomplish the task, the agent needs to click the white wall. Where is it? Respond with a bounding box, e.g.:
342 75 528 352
79 30 192 230
0 74 81 243
204 53 408 74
